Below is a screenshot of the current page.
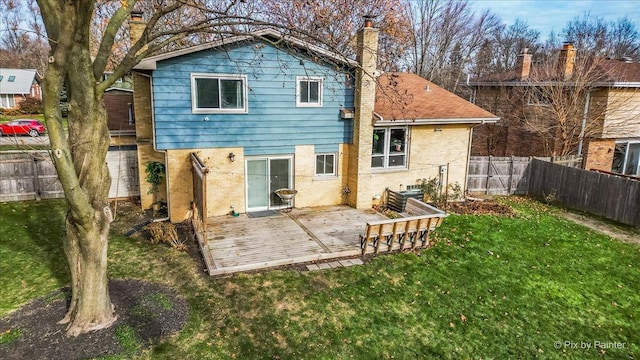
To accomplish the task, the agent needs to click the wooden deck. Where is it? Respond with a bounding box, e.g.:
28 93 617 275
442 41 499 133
201 205 387 276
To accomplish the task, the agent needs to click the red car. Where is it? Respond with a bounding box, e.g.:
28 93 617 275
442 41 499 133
0 119 46 137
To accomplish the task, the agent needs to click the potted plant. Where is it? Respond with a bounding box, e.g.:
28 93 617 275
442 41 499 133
145 161 165 212
392 139 402 152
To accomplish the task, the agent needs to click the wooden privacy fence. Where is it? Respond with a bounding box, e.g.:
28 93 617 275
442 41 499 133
467 155 583 195
0 148 139 202
528 158 640 227
0 151 63 201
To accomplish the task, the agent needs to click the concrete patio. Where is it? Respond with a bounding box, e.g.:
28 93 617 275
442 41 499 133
200 205 388 276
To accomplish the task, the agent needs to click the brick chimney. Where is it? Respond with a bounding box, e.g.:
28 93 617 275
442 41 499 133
346 16 379 209
558 42 576 80
514 48 532 80
130 11 146 54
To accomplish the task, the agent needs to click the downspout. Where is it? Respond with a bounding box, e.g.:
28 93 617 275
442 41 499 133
138 72 170 222
577 90 591 156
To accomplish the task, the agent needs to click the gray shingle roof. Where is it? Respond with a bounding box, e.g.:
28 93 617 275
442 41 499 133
0 69 38 95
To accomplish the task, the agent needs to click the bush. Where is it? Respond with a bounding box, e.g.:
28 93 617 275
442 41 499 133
417 177 462 208
18 96 42 114
146 221 186 251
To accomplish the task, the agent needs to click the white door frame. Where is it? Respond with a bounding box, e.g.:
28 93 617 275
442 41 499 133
245 155 294 212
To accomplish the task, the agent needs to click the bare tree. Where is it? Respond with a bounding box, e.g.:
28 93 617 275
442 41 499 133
0 0 48 72
262 0 412 71
35 0 340 337
473 19 541 77
519 55 637 156
562 12 640 59
405 0 501 93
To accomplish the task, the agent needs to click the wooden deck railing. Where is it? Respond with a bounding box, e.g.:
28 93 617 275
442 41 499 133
191 153 209 239
360 198 447 254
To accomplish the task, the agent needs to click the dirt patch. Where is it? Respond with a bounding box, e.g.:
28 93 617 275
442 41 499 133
0 279 188 360
446 200 514 216
0 200 192 360
557 212 640 245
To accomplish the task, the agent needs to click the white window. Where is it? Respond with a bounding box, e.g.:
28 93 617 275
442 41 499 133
296 76 323 107
315 153 336 176
0 94 15 108
372 127 408 169
191 73 247 114
612 141 640 176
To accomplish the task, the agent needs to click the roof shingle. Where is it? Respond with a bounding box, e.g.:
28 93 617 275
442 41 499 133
374 72 498 122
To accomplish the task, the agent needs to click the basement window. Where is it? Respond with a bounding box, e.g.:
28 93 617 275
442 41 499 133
315 153 336 176
8 75 15 82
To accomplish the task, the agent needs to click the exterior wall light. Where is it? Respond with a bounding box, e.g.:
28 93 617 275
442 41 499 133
228 152 235 162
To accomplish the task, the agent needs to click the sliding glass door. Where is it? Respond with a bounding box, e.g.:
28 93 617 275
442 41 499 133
246 157 292 212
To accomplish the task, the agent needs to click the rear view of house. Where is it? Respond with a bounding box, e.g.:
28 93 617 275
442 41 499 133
132 18 498 222
0 69 41 110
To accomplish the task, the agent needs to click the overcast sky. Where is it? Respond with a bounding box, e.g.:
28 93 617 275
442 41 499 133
469 0 640 38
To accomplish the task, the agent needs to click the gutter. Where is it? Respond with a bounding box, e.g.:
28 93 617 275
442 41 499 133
469 81 640 88
135 28 358 71
374 117 499 126
577 90 592 156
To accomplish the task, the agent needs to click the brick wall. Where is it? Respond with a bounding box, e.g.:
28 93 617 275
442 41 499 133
472 124 548 156
583 138 615 171
371 124 472 196
346 24 378 209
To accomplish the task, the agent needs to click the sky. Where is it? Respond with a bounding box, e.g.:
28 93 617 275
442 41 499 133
469 0 640 38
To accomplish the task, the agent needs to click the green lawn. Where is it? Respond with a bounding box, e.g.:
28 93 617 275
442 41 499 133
1 198 638 359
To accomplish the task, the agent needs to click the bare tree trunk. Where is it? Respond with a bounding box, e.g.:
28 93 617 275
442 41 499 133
39 0 115 336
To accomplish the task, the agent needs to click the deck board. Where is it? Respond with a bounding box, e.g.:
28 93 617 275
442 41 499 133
204 205 387 275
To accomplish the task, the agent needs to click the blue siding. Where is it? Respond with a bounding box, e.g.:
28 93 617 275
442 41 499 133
315 144 339 153
152 41 354 154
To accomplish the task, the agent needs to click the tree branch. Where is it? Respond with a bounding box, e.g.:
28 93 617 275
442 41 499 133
92 2 135 80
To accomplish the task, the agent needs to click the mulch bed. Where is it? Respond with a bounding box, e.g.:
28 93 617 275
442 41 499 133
445 200 514 216
0 279 188 360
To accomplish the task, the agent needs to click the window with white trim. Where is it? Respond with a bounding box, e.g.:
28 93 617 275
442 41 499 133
315 153 336 176
0 94 15 108
612 141 640 176
297 76 323 107
191 73 247 113
372 127 408 169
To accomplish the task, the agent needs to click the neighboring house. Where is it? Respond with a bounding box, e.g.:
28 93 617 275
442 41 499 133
0 68 42 109
105 88 136 143
102 71 134 91
132 20 498 222
469 44 640 176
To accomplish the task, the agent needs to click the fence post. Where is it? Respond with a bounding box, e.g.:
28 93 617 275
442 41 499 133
526 157 533 195
508 156 514 194
486 155 492 195
32 155 41 201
